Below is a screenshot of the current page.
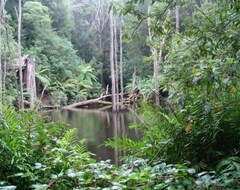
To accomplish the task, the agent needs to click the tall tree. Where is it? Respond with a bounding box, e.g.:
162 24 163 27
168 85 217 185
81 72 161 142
114 16 119 110
147 3 170 106
110 6 116 111
175 3 180 33
119 16 124 109
147 5 159 105
17 0 24 109
0 0 6 103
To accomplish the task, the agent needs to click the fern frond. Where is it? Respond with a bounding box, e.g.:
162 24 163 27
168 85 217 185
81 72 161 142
105 135 145 154
60 128 78 149
1 106 19 130
217 157 240 174
75 139 87 154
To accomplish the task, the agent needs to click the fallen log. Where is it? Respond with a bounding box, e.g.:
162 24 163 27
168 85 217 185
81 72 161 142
97 100 113 105
61 106 113 113
41 105 59 110
63 94 112 109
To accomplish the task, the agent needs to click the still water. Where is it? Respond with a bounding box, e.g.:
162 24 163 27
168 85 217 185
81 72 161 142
46 108 140 165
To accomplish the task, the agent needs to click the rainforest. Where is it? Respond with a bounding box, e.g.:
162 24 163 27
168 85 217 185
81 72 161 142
0 0 240 189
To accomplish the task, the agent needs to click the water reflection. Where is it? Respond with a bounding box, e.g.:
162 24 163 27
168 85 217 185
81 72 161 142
46 108 140 165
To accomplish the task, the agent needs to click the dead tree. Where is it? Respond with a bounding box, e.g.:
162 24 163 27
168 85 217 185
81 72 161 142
0 0 7 104
113 17 119 110
16 0 24 109
119 16 124 109
176 4 180 33
110 7 116 111
24 58 37 109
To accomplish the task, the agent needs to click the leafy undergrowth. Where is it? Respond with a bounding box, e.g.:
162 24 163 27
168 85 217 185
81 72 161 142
0 107 240 190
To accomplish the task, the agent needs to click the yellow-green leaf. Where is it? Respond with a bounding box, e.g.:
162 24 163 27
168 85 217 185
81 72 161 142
231 85 237 93
185 121 193 133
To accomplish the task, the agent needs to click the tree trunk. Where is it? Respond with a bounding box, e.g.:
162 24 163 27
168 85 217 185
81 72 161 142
0 0 6 104
119 17 124 109
153 54 160 105
25 58 36 109
109 8 116 111
17 0 24 109
98 27 104 86
114 17 119 111
176 5 180 33
3 49 6 104
131 67 136 95
148 6 170 106
64 94 113 109
148 5 160 105
2 3 9 105
0 8 1 104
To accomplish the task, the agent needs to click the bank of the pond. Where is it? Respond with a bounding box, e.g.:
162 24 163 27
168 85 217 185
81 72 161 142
45 108 140 164
1 107 239 189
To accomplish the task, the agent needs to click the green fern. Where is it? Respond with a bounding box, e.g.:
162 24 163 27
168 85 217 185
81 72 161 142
217 157 240 174
105 135 145 154
60 128 78 149
76 139 87 154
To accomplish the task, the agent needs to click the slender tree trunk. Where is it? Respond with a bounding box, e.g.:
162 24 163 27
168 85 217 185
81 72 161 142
176 5 180 33
148 5 160 105
2 2 9 106
17 0 24 109
0 0 7 104
109 8 116 111
99 35 104 86
26 59 36 109
148 6 170 106
3 49 6 104
0 40 2 105
119 17 124 109
114 17 119 111
153 54 160 105
131 67 136 95
0 0 5 104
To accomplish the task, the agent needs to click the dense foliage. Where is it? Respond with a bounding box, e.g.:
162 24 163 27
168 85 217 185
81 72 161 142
1 0 240 189
104 0 240 159
1 0 100 106
0 107 239 189
106 0 240 187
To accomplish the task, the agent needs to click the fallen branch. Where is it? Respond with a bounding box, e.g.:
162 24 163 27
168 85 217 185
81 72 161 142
63 93 130 109
63 94 112 109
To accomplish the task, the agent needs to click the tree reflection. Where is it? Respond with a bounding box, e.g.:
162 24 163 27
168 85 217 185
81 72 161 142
47 108 139 164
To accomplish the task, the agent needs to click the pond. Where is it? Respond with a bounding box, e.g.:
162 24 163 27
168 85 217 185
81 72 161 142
46 108 140 165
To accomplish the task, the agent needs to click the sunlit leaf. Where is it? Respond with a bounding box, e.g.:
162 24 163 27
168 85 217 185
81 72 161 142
185 120 193 133
231 85 237 93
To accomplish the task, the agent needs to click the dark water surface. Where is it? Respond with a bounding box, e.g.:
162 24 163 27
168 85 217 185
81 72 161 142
46 108 140 165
